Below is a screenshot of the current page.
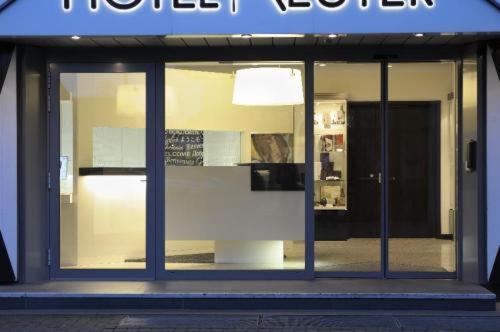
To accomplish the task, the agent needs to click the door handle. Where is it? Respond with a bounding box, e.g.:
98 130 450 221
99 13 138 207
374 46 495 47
359 173 381 182
359 174 396 183
465 139 477 173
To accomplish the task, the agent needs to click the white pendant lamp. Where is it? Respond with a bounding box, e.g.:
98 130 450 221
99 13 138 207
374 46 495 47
232 67 304 106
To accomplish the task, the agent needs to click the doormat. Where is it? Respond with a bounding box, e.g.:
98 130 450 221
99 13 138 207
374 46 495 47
125 253 215 264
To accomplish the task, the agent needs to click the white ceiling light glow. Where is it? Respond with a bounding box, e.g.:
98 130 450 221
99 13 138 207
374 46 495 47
232 67 304 106
116 84 145 116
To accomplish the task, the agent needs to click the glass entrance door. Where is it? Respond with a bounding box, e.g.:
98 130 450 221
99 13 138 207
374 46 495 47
50 63 155 279
313 62 383 275
387 62 457 276
313 61 457 277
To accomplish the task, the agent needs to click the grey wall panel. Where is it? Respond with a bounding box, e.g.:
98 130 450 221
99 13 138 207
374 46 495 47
487 46 500 279
18 46 49 283
0 47 17 282
461 46 487 284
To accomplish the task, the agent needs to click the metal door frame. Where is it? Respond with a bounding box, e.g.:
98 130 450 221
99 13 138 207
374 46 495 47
44 45 468 280
48 63 157 280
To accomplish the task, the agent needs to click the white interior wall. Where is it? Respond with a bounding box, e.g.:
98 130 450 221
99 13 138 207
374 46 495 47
487 47 500 278
0 49 17 278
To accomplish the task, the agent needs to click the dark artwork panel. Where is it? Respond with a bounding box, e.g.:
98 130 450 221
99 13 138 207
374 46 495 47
165 130 204 166
250 163 305 191
251 134 293 163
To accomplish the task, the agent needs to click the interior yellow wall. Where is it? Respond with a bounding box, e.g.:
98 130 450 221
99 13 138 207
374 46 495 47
165 67 305 163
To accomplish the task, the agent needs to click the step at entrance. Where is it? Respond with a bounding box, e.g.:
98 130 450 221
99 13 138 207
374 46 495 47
0 279 496 311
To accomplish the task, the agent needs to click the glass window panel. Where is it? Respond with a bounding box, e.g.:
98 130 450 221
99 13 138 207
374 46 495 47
164 62 306 270
314 62 382 272
388 62 457 273
59 72 147 270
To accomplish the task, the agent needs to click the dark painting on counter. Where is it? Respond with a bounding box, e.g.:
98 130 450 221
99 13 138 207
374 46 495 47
251 163 305 191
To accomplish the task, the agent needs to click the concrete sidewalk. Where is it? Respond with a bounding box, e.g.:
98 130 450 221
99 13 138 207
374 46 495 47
1 307 500 332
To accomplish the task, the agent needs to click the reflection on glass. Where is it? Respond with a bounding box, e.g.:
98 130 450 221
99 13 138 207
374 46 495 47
59 73 147 270
314 62 382 272
388 62 457 273
164 62 306 270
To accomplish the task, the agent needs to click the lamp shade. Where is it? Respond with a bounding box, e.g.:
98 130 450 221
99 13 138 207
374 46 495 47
116 84 146 116
232 67 304 106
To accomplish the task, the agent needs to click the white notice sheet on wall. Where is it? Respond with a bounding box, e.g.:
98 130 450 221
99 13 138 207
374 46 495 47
203 131 241 166
122 129 146 167
93 127 145 167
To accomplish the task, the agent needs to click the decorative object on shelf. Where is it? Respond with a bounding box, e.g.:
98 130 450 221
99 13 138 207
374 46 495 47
335 104 346 125
334 134 344 151
338 187 346 206
320 135 334 152
320 152 335 180
251 133 293 163
314 101 346 129
322 112 332 129
320 197 328 207
322 185 341 206
329 170 342 181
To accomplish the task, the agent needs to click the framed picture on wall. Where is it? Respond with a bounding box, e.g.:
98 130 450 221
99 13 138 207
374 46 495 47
251 133 294 163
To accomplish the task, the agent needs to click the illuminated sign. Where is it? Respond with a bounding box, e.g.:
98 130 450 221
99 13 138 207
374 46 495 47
61 0 436 14
487 0 500 9
272 0 435 12
62 0 238 13
0 0 16 13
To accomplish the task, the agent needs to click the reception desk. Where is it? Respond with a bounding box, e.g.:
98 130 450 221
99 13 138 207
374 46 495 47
165 166 305 264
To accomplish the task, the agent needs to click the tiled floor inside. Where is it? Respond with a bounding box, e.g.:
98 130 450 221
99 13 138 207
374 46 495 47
62 238 455 272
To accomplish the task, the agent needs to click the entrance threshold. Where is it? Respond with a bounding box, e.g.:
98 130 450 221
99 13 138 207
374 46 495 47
0 279 495 311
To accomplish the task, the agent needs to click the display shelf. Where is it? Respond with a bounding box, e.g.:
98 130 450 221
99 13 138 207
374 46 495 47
316 179 344 182
314 127 346 136
314 98 348 210
314 205 348 211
